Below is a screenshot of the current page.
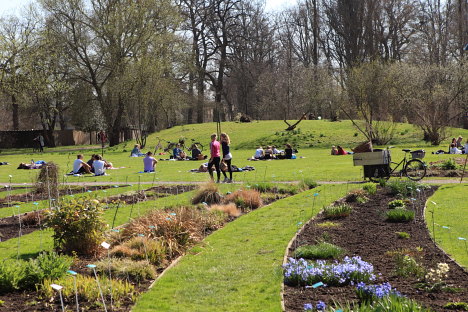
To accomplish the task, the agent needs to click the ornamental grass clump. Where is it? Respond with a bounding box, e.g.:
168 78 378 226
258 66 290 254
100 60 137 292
35 162 59 196
95 259 156 283
362 183 377 195
298 178 318 191
295 242 344 260
323 204 352 219
345 189 368 203
386 208 414 222
191 183 221 205
222 189 263 210
45 197 107 256
209 203 241 217
387 180 428 198
283 256 375 287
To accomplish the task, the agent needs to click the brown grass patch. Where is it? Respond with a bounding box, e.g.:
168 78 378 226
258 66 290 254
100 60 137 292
223 189 263 210
209 203 241 217
191 182 221 205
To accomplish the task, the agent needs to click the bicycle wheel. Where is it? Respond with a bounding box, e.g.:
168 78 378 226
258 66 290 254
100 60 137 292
404 159 426 181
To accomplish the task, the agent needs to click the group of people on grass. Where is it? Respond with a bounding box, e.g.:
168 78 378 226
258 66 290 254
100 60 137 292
449 136 467 154
252 144 295 160
72 154 112 176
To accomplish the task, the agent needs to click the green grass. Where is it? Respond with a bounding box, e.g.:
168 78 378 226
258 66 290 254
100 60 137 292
425 184 468 268
132 184 355 312
0 120 466 184
386 208 415 222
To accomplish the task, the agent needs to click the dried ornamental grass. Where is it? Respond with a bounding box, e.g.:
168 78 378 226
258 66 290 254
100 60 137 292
191 182 221 205
209 203 241 217
223 189 263 210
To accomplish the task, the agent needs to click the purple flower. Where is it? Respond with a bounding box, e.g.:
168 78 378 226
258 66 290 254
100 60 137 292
303 303 313 311
316 301 326 311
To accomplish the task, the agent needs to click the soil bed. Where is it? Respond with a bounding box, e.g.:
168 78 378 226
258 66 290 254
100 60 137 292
0 187 297 311
284 186 468 311
0 185 120 208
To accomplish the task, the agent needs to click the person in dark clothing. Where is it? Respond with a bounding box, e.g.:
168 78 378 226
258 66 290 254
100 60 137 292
191 144 202 160
284 143 293 159
220 132 233 183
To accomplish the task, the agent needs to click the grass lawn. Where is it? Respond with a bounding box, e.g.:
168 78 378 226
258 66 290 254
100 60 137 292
133 184 356 312
425 184 468 268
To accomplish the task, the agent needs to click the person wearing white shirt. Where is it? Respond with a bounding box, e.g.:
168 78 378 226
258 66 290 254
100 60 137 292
73 154 91 174
93 155 106 176
449 143 462 154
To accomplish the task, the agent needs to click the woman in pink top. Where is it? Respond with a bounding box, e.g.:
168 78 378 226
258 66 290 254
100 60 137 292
208 133 221 183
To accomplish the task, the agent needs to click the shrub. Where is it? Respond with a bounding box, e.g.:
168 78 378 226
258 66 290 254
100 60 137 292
396 231 410 239
22 252 73 289
345 189 368 203
0 259 27 293
0 253 72 293
394 254 424 278
387 180 427 198
295 242 344 259
42 275 135 303
440 158 458 170
35 162 60 196
95 259 156 283
323 204 352 219
209 203 241 217
223 189 263 210
362 183 377 195
45 197 107 256
386 208 414 222
388 199 406 209
298 178 318 191
121 206 227 260
191 183 221 205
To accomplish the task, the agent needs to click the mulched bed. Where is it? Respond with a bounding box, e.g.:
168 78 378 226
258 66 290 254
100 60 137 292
0 213 42 242
0 186 296 311
284 186 468 311
0 185 118 208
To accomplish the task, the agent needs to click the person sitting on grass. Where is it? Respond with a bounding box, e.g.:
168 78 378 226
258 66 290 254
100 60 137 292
93 154 106 176
272 145 282 155
130 144 144 157
254 146 264 160
173 144 187 160
284 143 293 159
191 144 205 160
73 154 91 174
264 146 275 159
143 151 158 172
449 143 462 154
87 154 96 173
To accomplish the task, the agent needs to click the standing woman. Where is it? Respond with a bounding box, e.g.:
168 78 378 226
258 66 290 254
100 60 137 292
208 133 221 183
220 132 233 183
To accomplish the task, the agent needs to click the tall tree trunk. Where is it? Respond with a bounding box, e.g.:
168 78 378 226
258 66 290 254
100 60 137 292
187 71 195 124
109 96 125 146
196 70 205 123
11 95 19 130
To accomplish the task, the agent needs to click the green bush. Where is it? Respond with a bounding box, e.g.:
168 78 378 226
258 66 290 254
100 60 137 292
23 252 73 289
440 158 458 170
295 242 344 259
248 182 274 193
46 197 108 256
298 178 318 190
362 183 377 195
0 253 72 293
95 259 156 283
0 260 27 293
387 180 427 198
386 208 414 222
388 199 406 209
323 204 352 219
394 254 424 278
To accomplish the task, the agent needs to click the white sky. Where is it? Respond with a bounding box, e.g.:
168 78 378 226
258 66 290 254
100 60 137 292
1 0 297 17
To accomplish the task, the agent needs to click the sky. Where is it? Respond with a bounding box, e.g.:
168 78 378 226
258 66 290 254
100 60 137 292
0 0 297 17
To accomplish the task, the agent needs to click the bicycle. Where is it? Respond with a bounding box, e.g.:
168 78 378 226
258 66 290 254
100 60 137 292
355 148 427 182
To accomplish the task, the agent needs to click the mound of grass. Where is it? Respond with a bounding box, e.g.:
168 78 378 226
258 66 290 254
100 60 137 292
317 221 340 228
295 242 344 259
386 208 414 222
323 204 352 219
345 189 368 203
298 178 318 190
439 158 458 170
209 203 241 217
387 180 428 198
95 259 156 283
396 231 410 239
192 183 221 205
388 199 406 209
362 183 377 195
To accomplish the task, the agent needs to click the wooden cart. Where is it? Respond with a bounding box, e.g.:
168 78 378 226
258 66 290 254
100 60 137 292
353 150 392 181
